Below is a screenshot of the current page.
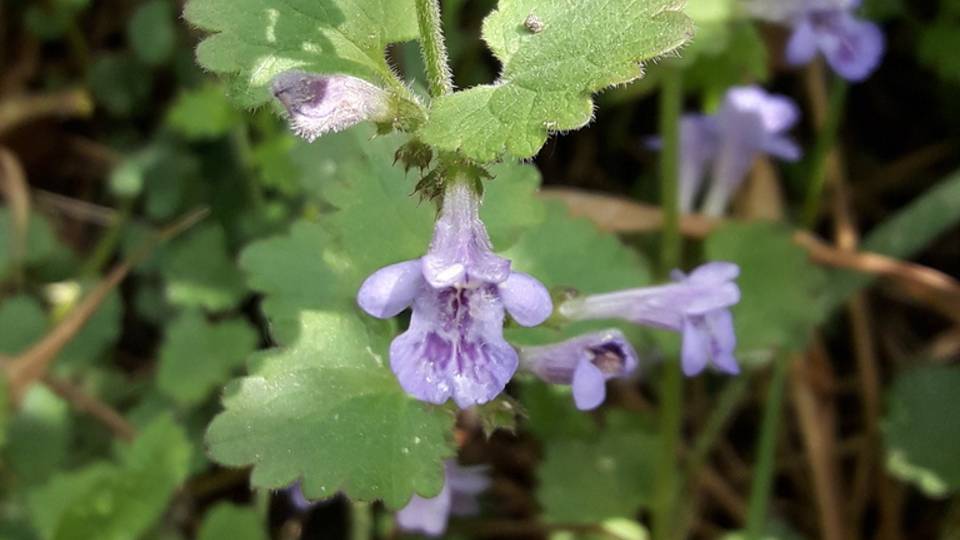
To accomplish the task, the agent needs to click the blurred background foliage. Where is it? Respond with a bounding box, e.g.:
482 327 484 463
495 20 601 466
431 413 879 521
0 0 959 539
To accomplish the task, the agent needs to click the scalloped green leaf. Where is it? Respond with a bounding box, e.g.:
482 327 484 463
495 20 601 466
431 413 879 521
502 202 651 293
883 365 960 497
182 0 418 106
0 294 47 355
418 0 693 160
538 414 657 523
27 415 192 540
205 310 454 508
197 504 267 540
156 311 258 407
160 224 247 312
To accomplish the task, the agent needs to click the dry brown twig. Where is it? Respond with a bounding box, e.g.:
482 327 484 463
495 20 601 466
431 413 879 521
0 88 93 136
0 147 30 283
42 375 136 442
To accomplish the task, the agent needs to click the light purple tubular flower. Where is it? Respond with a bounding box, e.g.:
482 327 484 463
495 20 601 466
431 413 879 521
700 86 801 216
395 460 490 537
357 182 553 408
270 70 391 142
519 330 639 410
785 3 885 82
646 115 718 213
559 262 741 376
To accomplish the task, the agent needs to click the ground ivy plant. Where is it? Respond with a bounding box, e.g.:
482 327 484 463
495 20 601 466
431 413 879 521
183 0 713 516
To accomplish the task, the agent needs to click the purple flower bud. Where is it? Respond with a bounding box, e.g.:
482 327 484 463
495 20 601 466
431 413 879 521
519 330 640 410
270 71 391 142
701 86 801 216
357 182 553 408
395 460 490 537
559 262 741 376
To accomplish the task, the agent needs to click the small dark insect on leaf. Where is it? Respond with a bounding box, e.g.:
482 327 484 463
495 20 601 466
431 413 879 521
524 14 545 33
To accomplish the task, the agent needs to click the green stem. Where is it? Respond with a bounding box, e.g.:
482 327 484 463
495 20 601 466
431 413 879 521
79 199 134 278
802 77 848 228
685 376 749 481
414 0 453 97
745 353 791 539
653 65 684 540
351 501 372 540
658 67 683 275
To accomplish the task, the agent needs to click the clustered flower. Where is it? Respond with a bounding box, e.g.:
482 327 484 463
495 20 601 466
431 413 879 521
270 67 747 536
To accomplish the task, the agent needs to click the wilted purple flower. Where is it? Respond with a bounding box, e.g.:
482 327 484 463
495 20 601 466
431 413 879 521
700 86 801 216
358 181 553 408
559 262 741 376
519 329 639 410
396 460 490 537
271 71 391 142
744 0 884 81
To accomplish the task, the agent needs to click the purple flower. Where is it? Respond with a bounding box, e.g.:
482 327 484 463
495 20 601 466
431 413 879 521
744 0 884 81
677 115 720 213
271 71 391 142
519 330 639 410
700 86 801 216
559 262 741 376
395 460 490 537
358 181 553 408
786 4 885 81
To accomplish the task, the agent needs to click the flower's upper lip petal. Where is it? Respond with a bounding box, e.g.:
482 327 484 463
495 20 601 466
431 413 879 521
499 271 553 327
422 181 511 287
357 259 425 319
686 261 740 284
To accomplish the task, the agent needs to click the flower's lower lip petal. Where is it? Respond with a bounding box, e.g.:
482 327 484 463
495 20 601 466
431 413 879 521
681 318 711 376
499 271 553 327
572 359 607 410
449 339 518 408
821 15 885 81
786 17 819 66
390 330 454 405
395 482 453 536
390 286 518 409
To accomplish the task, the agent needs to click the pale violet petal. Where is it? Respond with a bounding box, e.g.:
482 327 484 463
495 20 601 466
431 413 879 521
395 482 452 537
681 318 711 376
572 359 607 410
499 271 553 327
390 285 518 408
820 14 885 82
786 18 820 66
357 259 424 319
